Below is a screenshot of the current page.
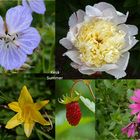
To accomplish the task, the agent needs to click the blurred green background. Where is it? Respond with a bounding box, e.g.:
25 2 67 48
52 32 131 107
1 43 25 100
56 0 140 79
55 80 94 140
0 0 55 73
95 80 140 139
0 74 55 140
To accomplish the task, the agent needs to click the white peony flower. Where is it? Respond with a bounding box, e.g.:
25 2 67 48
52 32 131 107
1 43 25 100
59 2 138 79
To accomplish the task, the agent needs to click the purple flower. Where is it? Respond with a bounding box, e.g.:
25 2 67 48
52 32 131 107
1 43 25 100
129 89 140 114
0 6 41 70
129 89 140 122
122 122 137 138
22 0 46 14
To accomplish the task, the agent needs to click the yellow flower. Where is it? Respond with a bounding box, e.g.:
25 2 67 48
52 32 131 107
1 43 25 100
5 85 50 137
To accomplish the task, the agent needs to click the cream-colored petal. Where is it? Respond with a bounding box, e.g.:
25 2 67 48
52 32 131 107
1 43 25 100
70 62 81 69
63 50 82 65
68 10 85 28
59 38 73 49
31 110 50 126
8 102 21 112
122 36 138 53
105 52 129 79
24 122 35 137
79 69 96 75
102 8 118 21
127 25 138 36
94 2 116 11
116 12 128 24
77 63 118 75
79 63 118 72
67 28 77 43
93 2 128 24
18 86 33 107
5 113 23 129
34 100 49 110
118 24 138 36
85 5 102 17
116 52 130 70
106 69 126 79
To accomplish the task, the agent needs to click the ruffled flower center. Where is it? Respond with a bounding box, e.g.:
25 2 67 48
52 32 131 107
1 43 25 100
74 19 126 67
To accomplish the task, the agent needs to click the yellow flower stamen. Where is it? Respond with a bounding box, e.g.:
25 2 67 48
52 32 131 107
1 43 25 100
74 19 126 67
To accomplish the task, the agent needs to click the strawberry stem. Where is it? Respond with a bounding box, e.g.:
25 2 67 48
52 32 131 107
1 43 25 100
70 81 79 97
87 84 95 101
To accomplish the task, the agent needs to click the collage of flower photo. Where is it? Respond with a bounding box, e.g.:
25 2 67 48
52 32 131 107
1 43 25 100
0 0 140 140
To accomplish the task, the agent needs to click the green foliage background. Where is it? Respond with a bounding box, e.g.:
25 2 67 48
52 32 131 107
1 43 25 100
0 74 55 140
0 0 55 73
95 80 139 139
56 0 140 78
55 80 94 140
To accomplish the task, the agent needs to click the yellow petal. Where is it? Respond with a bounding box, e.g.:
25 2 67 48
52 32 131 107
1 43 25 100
34 100 49 110
5 113 23 129
18 86 33 107
24 122 35 137
31 110 50 125
8 102 21 112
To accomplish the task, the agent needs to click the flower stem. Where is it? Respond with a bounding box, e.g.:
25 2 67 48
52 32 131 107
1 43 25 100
42 15 45 28
42 43 46 73
48 41 55 72
70 81 79 97
17 0 21 5
87 84 95 101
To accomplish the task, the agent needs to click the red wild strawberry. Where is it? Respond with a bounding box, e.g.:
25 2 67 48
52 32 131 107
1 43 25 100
66 101 82 126
59 93 82 126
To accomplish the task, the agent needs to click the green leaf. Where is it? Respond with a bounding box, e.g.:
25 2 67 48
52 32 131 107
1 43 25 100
109 122 116 130
127 89 133 102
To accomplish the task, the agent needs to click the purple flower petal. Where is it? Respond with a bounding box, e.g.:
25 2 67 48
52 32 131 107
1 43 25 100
15 27 41 55
23 0 46 14
22 0 32 14
129 104 140 114
6 6 32 34
122 122 137 138
0 5 41 70
0 43 27 70
134 89 140 98
129 104 140 109
131 96 140 103
0 16 5 36
137 112 140 123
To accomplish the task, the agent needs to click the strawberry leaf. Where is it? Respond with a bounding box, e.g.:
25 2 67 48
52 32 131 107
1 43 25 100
80 96 95 113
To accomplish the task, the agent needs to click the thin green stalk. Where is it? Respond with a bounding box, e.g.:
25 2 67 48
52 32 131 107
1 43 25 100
0 91 12 102
36 128 54 140
42 43 46 73
87 84 95 101
48 41 55 72
42 15 45 28
41 15 46 72
109 132 118 140
17 0 21 5
70 81 79 97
